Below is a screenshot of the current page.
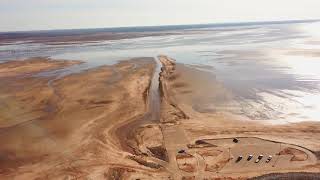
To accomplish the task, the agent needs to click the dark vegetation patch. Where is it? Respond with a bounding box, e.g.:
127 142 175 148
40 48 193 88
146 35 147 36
148 146 169 162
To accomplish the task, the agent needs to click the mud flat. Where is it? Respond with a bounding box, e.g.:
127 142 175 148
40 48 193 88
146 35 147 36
0 56 320 179
0 57 172 179
155 55 320 179
0 31 180 45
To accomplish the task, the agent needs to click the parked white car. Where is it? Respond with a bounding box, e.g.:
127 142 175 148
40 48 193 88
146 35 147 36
266 155 272 163
255 155 263 163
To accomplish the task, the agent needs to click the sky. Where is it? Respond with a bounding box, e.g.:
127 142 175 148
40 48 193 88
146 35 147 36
1 0 320 32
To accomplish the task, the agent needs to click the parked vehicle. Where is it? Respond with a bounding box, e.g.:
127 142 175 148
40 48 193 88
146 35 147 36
236 156 243 162
255 155 263 163
266 155 272 163
247 155 253 161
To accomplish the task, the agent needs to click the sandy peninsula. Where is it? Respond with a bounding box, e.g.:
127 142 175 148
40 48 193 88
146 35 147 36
0 56 319 179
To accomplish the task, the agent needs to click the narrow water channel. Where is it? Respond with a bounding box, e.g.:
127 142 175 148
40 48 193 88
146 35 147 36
115 57 162 152
148 57 162 122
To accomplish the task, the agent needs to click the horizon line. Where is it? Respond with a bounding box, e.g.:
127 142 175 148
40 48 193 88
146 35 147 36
1 19 320 34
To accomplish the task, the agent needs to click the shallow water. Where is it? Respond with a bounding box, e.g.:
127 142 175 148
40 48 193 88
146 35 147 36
1 21 320 124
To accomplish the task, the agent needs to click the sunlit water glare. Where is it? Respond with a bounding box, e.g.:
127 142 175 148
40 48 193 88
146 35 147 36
1 21 320 124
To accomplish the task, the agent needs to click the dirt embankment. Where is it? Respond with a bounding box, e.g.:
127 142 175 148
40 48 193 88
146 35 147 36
158 55 189 124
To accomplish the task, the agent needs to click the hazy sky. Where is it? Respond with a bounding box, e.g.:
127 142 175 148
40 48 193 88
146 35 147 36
1 0 320 32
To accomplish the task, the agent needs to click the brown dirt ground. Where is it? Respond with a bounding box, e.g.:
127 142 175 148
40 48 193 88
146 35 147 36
1 55 320 179
0 57 171 179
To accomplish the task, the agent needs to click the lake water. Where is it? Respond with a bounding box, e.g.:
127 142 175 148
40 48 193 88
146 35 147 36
1 20 320 124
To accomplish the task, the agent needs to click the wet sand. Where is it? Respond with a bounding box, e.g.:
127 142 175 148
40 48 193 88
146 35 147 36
0 57 173 179
0 56 319 179
155 55 320 179
0 31 180 45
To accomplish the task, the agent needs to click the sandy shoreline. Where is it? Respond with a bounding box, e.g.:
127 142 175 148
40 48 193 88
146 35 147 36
155 56 320 179
0 56 319 179
112 55 320 179
0 57 171 179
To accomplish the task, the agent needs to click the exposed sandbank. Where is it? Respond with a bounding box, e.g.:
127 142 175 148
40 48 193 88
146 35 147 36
0 56 319 179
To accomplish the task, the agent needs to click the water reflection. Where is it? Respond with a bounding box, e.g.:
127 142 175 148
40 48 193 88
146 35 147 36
1 21 320 123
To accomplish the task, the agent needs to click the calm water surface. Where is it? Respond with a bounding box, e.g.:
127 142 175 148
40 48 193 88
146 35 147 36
1 21 320 124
